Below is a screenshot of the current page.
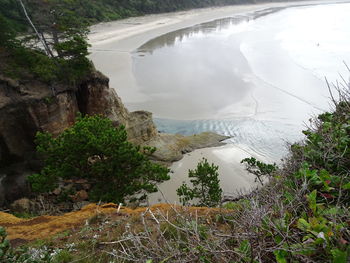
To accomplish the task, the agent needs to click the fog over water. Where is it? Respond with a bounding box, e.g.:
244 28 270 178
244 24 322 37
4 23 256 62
131 3 350 161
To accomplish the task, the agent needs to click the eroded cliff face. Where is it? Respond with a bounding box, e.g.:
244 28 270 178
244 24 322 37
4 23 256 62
76 71 157 144
0 71 157 205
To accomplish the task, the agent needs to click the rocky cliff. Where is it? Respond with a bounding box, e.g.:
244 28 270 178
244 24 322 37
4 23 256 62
0 71 158 205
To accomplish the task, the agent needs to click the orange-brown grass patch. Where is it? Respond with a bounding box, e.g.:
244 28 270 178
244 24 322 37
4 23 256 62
0 203 231 244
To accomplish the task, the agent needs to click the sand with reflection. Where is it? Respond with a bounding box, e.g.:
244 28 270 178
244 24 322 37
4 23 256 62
88 0 350 203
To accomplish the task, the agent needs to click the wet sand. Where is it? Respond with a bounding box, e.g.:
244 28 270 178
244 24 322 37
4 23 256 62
148 144 271 204
88 0 344 106
88 0 348 203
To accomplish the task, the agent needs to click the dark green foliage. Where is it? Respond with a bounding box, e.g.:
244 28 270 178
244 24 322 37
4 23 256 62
3 44 91 85
54 37 92 84
1 0 279 31
0 14 17 48
0 0 92 84
177 158 222 207
241 157 277 185
290 100 350 206
293 164 350 206
0 0 26 32
238 98 350 262
266 101 350 262
297 102 350 175
28 115 170 203
0 227 10 260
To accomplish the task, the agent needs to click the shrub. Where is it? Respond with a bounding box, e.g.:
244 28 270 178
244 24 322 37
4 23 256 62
28 115 170 203
177 158 222 207
241 157 277 186
0 227 10 261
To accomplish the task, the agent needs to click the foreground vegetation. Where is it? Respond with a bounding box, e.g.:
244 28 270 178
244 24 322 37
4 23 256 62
29 115 170 204
1 83 349 262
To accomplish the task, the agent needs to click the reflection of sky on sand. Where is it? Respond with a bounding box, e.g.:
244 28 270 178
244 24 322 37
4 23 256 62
132 3 350 162
132 4 349 121
276 3 350 83
148 144 261 205
136 16 253 53
132 3 350 204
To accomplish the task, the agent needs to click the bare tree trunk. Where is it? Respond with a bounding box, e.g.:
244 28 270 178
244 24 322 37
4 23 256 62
51 29 62 57
40 32 55 58
18 0 53 58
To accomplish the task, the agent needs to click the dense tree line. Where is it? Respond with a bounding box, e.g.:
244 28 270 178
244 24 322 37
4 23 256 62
0 0 91 84
0 0 283 30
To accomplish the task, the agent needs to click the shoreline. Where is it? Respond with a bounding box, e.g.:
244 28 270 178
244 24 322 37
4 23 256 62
147 143 270 205
88 0 348 204
88 0 348 109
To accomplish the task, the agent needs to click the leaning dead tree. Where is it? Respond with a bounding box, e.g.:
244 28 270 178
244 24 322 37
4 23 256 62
18 0 53 57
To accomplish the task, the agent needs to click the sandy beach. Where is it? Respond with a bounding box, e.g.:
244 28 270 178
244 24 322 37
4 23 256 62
88 0 349 203
88 0 345 104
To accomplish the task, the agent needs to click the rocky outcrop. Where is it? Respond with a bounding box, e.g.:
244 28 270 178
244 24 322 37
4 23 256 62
147 132 230 164
76 71 157 144
0 71 157 205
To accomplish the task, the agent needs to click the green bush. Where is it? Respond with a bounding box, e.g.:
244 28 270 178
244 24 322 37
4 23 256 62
177 158 222 207
0 14 17 48
290 101 350 206
241 157 277 186
268 100 350 262
28 115 170 203
0 227 10 261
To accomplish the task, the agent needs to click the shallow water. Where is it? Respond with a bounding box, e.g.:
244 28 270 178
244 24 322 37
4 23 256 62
132 3 350 161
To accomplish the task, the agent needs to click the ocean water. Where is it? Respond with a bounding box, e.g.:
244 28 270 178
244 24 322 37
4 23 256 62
131 2 350 161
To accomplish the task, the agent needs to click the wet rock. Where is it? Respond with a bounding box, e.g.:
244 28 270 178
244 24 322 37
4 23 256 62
146 132 230 164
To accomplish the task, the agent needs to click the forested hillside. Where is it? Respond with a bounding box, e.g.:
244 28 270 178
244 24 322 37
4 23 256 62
1 0 290 31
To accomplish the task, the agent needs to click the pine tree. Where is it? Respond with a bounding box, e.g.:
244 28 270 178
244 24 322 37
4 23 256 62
177 158 222 207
